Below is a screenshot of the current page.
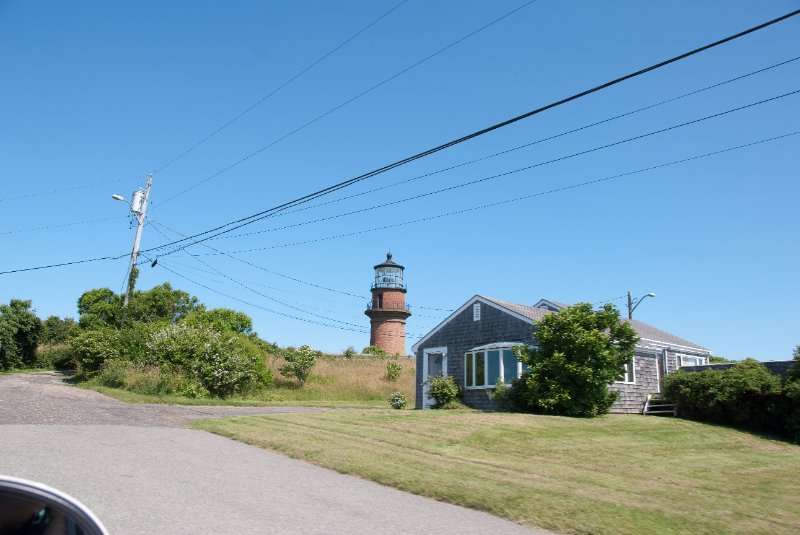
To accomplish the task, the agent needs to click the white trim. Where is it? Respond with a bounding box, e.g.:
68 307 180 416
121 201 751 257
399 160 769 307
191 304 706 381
614 355 636 384
638 337 711 355
473 302 481 321
412 295 535 352
422 347 447 409
678 354 708 367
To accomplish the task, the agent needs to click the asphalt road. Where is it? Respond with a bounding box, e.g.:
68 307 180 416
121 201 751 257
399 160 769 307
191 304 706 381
0 372 548 534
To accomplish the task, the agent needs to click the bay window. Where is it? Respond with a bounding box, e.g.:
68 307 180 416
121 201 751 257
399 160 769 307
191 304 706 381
465 343 525 389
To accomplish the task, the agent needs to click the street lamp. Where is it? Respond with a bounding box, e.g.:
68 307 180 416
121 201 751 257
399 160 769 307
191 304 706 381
627 291 655 319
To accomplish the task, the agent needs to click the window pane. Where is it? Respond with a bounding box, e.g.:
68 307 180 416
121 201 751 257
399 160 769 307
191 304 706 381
475 351 485 386
502 350 518 380
465 353 473 387
487 350 500 385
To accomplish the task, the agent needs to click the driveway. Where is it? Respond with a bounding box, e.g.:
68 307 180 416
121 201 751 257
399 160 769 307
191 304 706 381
0 372 548 534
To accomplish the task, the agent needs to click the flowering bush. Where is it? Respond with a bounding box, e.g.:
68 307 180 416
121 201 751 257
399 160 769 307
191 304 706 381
389 392 407 409
146 324 272 397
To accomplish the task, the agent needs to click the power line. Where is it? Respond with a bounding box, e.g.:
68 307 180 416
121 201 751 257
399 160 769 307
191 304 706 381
148 217 450 314
217 54 800 238
140 9 800 254
3 10 798 277
9 54 794 237
151 0 410 176
179 89 800 248
154 0 540 206
157 261 424 338
189 131 798 256
0 216 126 236
0 175 146 204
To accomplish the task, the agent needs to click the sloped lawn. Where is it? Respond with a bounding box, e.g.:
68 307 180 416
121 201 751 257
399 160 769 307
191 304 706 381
193 411 800 535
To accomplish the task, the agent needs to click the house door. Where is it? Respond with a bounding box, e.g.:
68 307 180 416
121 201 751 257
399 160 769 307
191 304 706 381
422 347 447 409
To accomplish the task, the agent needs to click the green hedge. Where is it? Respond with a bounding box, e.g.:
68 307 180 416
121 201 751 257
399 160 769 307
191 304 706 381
663 358 800 442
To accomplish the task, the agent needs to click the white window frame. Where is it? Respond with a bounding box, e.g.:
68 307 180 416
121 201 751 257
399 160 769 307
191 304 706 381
678 354 708 367
473 303 481 321
464 342 526 390
615 356 636 384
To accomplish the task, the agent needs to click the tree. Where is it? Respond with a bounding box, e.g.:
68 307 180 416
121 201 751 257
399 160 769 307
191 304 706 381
509 303 639 417
40 315 77 345
182 308 253 334
77 283 200 329
126 283 199 325
279 345 320 386
77 288 122 329
0 299 42 370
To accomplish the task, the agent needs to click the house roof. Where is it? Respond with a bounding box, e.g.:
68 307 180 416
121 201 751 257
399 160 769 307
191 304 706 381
412 295 709 353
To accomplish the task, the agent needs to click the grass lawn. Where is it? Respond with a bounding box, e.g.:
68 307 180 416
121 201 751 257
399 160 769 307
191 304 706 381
193 410 800 535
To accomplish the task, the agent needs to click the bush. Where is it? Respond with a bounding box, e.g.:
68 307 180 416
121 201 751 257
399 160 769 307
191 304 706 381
389 392 407 409
509 303 638 417
362 345 387 358
664 359 789 438
424 375 460 409
279 345 320 386
95 359 209 398
40 316 78 345
0 299 42 370
386 359 402 382
34 344 75 370
146 324 272 396
342 346 357 358
69 328 121 374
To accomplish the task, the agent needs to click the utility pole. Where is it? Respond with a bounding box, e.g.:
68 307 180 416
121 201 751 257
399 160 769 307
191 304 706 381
628 290 655 319
123 175 152 307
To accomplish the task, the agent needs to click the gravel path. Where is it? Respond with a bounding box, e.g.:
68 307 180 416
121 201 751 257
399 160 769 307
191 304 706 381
0 372 550 534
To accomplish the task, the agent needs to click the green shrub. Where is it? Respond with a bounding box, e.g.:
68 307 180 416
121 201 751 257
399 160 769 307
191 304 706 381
34 343 75 370
146 324 272 396
664 359 787 437
510 303 638 417
69 328 121 374
40 316 78 345
343 346 357 358
389 392 407 409
424 375 460 409
362 345 387 358
0 299 42 370
95 359 209 398
279 345 320 386
385 360 402 382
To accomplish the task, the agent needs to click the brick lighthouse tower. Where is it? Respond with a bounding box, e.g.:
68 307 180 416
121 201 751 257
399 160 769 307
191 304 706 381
365 252 411 356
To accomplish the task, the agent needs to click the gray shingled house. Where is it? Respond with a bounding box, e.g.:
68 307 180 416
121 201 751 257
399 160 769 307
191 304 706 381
411 295 711 413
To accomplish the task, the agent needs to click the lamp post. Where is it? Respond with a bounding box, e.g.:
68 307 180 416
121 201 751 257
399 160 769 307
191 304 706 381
627 291 655 319
112 175 152 307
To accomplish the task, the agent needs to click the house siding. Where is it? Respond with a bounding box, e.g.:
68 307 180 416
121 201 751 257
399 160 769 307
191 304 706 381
414 300 535 410
608 352 660 413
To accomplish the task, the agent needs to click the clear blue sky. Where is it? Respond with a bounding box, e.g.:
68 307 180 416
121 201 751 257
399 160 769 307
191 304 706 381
1 0 798 359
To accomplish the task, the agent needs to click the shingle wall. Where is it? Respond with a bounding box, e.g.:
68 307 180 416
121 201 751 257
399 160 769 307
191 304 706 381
609 353 659 414
414 300 534 409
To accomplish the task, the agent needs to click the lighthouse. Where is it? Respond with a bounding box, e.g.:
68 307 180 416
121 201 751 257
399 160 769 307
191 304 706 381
365 252 411 356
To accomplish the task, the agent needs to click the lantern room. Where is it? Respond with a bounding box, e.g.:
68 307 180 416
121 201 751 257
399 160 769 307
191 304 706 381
372 252 405 291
